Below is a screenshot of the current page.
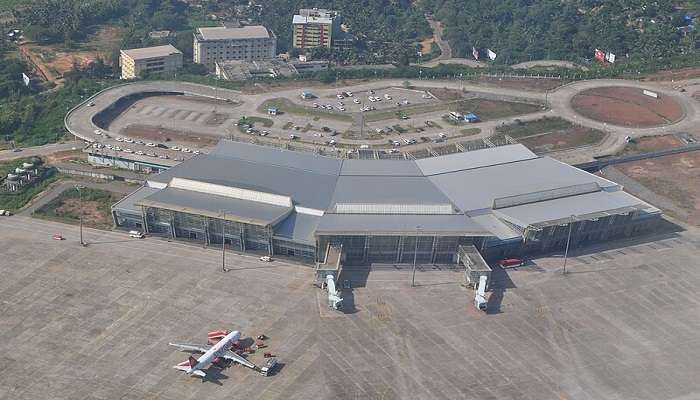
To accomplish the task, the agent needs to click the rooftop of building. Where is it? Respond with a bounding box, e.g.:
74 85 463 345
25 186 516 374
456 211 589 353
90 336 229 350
121 45 182 60
195 25 271 41
293 9 337 24
127 140 658 244
216 59 297 80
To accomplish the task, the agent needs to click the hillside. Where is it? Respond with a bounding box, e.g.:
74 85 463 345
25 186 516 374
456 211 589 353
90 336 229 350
420 0 699 64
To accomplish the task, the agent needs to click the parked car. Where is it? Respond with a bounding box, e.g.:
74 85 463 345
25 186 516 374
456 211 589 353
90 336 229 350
260 256 272 262
498 258 524 268
52 234 65 241
129 230 145 239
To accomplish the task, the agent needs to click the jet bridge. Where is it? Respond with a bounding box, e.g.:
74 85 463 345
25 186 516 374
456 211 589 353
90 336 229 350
315 243 344 310
457 245 491 289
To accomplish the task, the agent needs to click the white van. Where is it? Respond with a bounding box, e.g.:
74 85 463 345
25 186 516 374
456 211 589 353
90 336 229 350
129 230 145 238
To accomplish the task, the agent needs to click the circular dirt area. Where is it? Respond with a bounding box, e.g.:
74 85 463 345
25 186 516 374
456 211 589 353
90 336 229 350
571 86 683 127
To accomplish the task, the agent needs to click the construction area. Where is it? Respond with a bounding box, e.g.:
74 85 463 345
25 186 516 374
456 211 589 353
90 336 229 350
2 215 700 399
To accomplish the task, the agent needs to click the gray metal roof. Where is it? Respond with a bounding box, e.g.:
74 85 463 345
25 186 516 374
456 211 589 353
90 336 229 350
315 214 490 236
112 186 159 214
210 141 342 175
329 175 454 209
273 212 320 245
148 154 339 210
428 157 619 213
196 26 270 40
137 187 292 226
137 140 655 241
493 190 652 229
416 144 537 176
339 159 422 176
470 213 521 240
121 45 182 60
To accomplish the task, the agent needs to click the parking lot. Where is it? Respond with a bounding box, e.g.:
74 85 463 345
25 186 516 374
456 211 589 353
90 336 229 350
2 216 700 399
316 87 437 114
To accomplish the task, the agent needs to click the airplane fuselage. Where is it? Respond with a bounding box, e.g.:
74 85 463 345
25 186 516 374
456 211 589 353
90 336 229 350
192 330 240 373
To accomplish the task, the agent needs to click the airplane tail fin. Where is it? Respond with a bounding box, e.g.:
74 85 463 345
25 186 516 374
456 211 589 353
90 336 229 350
173 356 205 378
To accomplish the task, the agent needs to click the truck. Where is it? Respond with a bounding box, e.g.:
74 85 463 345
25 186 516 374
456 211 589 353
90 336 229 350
259 358 278 376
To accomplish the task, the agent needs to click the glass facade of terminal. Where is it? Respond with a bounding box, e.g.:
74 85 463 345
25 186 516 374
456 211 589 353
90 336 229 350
114 206 660 265
317 235 465 265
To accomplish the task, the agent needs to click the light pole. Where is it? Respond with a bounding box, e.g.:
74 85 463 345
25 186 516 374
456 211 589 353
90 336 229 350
75 185 86 246
562 215 576 275
411 225 421 287
221 210 228 273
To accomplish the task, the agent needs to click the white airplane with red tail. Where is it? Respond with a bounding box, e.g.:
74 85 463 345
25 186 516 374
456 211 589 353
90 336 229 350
169 330 258 378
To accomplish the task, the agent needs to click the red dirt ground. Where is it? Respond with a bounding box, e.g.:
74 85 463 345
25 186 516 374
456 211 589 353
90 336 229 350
518 126 607 153
616 134 684 156
571 86 683 127
616 151 700 226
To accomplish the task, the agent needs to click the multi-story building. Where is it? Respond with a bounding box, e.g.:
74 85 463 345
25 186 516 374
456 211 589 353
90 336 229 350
193 26 277 67
119 45 183 80
292 8 338 49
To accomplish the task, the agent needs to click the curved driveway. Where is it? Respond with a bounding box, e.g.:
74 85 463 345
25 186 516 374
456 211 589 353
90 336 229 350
65 77 700 164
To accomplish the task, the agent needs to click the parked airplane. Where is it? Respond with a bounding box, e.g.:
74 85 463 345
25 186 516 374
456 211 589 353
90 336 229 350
169 330 258 377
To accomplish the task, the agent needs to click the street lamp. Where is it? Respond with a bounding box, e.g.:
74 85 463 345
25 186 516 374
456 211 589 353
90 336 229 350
75 185 86 246
411 225 422 287
562 215 576 275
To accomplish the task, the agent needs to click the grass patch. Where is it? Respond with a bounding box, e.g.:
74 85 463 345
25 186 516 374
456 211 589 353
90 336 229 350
238 116 273 128
459 128 481 136
33 187 121 230
392 125 408 133
365 98 543 123
453 98 543 120
259 98 352 122
497 117 606 152
496 117 573 138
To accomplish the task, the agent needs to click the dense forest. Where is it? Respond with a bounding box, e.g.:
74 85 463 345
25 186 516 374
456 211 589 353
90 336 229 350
13 0 699 65
420 0 699 64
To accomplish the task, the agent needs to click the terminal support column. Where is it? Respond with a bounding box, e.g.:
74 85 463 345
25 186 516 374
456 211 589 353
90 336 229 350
140 206 149 234
363 236 370 263
396 236 405 264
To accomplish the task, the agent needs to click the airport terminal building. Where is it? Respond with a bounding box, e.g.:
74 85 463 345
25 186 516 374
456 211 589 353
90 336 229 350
112 141 661 264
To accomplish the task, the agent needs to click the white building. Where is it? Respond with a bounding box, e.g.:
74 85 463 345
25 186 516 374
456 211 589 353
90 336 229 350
119 45 183 80
193 26 276 67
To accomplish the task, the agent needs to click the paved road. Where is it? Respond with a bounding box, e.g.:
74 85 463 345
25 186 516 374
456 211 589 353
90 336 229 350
64 76 700 164
425 15 451 60
0 142 82 162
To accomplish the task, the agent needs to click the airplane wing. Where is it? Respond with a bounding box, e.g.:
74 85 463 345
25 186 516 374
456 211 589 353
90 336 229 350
222 350 258 370
168 343 211 353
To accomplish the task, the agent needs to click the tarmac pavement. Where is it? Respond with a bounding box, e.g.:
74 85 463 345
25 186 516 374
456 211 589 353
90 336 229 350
1 216 700 399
